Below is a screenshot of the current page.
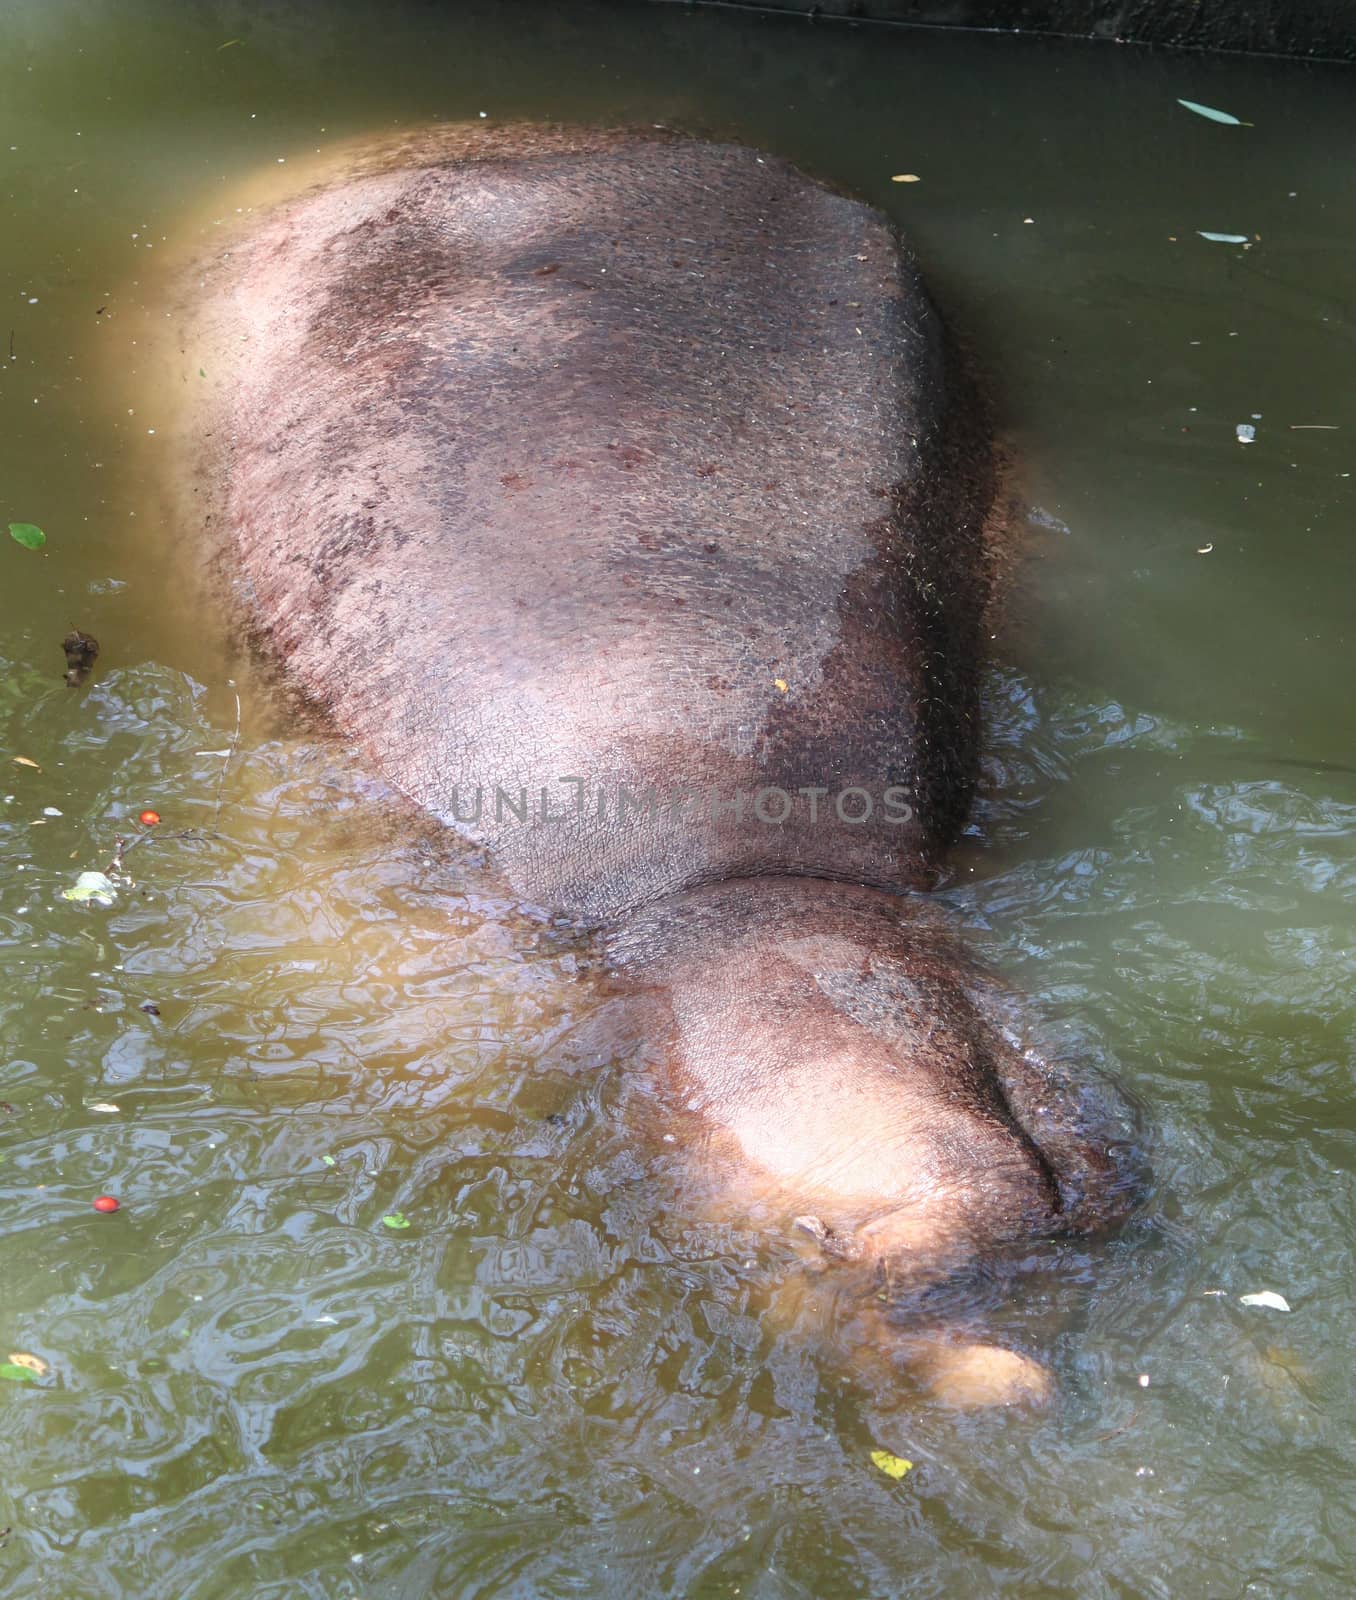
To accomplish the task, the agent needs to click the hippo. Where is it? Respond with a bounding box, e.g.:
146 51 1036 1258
171 124 1137 1404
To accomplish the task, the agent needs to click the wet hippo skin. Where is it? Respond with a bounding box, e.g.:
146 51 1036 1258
178 124 1137 1403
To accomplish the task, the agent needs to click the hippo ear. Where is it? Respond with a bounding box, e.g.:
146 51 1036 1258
794 1213 858 1261
795 1212 830 1244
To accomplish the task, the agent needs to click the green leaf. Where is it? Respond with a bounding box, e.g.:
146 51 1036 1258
1177 98 1246 126
61 871 118 906
321 1154 336 1168
9 522 46 550
0 1363 39 1383
382 1212 411 1231
870 1448 914 1480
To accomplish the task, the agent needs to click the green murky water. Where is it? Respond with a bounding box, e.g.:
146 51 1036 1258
2 2 1354 1594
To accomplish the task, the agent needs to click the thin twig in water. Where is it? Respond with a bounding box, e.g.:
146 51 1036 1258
102 827 198 876
102 834 129 877
1092 1405 1140 1444
100 687 242 878
210 687 243 831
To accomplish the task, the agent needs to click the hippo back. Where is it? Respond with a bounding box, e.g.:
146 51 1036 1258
183 125 997 923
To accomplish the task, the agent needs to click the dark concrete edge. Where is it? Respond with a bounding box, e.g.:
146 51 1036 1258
640 0 1356 63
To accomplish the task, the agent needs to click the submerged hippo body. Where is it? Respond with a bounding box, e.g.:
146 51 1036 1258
180 126 1134 1397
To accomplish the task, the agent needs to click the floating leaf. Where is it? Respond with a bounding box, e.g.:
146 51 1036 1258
7 1352 48 1377
321 1154 336 1168
12 756 41 770
0 1363 38 1383
8 522 46 550
61 871 117 906
890 173 920 184
1177 99 1246 126
1197 231 1250 245
1240 1291 1291 1312
382 1212 411 1230
86 1102 120 1114
870 1449 914 1480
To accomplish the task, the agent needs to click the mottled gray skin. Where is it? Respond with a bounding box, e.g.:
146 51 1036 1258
180 125 1132 1326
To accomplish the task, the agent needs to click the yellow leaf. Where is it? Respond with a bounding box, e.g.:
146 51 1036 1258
12 756 41 770
870 1449 913 1480
890 174 920 184
8 1351 49 1377
773 678 788 694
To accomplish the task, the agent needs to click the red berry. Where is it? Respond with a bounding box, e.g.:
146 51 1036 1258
138 809 161 827
92 1195 120 1213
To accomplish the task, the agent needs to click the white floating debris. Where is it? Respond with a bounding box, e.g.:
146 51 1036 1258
86 1102 121 1114
1177 99 1246 126
42 806 62 817
1236 424 1256 444
1198 231 1250 244
1028 505 1072 535
61 870 117 906
1239 1291 1291 1312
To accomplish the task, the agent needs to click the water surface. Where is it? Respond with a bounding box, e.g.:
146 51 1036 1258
1 2 1354 1595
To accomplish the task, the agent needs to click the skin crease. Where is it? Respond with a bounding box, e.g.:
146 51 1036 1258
172 124 1137 1405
